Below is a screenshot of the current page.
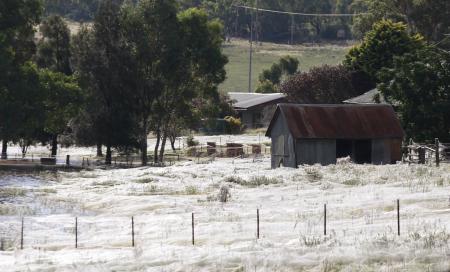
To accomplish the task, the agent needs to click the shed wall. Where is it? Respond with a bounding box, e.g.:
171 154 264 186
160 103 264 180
371 138 403 164
296 139 336 165
270 114 296 168
241 111 253 128
371 139 390 164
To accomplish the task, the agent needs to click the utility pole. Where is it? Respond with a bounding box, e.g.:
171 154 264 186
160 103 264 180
290 15 295 45
248 0 257 93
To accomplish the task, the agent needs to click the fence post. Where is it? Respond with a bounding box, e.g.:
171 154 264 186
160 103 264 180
324 204 327 236
418 147 425 164
75 217 78 248
191 213 195 246
66 155 70 166
131 216 135 247
435 138 440 167
408 138 412 164
397 199 400 236
20 217 24 250
257 209 260 239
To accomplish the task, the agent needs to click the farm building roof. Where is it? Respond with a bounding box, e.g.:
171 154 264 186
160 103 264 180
343 88 387 104
266 104 404 139
228 92 286 110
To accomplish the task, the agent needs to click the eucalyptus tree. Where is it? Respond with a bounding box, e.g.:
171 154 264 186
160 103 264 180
154 8 228 162
71 0 138 164
35 15 75 155
121 0 184 165
36 15 72 75
0 0 43 159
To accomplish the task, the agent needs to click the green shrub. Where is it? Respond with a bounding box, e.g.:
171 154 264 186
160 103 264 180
343 178 360 186
185 185 200 195
223 176 281 187
224 116 242 134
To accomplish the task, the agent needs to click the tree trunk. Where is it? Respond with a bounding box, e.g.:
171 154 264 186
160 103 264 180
21 145 28 158
51 134 58 157
159 131 167 163
153 129 161 164
170 135 176 151
1 140 7 159
141 130 148 166
105 144 112 165
96 143 103 157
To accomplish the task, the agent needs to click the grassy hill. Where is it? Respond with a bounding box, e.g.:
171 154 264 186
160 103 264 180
221 39 352 93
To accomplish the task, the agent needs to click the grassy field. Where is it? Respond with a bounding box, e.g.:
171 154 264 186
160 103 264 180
221 39 352 93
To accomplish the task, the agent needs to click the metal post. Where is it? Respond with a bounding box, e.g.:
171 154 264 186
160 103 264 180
324 204 327 236
435 138 440 167
248 0 255 93
397 199 400 236
191 213 195 245
131 216 135 247
66 155 70 166
257 209 260 239
20 217 24 249
75 217 78 248
290 15 295 44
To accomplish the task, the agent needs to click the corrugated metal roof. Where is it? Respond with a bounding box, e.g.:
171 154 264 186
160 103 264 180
266 104 404 139
343 88 388 104
229 92 286 110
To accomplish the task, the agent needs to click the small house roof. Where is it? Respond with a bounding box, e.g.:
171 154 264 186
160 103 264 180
228 92 286 110
343 88 387 104
266 104 404 139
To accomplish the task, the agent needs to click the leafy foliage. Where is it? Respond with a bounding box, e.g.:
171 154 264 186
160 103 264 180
378 47 450 141
0 0 43 157
255 80 277 94
344 20 424 82
224 116 242 134
256 55 299 93
351 0 450 44
281 64 360 103
35 15 72 75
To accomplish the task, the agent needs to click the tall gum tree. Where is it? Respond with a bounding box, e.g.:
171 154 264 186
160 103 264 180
0 0 42 159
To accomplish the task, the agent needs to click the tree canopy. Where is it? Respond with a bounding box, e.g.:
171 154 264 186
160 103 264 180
378 46 450 141
344 20 424 82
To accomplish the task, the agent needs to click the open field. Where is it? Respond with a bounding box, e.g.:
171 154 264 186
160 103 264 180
1 147 450 271
220 39 352 93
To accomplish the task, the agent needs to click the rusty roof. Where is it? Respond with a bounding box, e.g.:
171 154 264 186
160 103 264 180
266 104 405 139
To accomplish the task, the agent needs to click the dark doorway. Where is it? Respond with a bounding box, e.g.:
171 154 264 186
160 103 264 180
354 140 372 163
336 139 352 158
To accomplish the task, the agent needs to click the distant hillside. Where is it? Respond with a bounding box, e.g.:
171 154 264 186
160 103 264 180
220 39 350 93
43 0 361 42
43 0 100 21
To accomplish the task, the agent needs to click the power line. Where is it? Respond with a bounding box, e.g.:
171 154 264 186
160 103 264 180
232 4 370 17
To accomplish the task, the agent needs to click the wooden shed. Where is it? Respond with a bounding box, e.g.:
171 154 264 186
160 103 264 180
266 104 405 168
229 92 286 128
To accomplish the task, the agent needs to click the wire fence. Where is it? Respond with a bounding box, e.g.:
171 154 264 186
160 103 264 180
0 142 271 169
1 197 448 251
